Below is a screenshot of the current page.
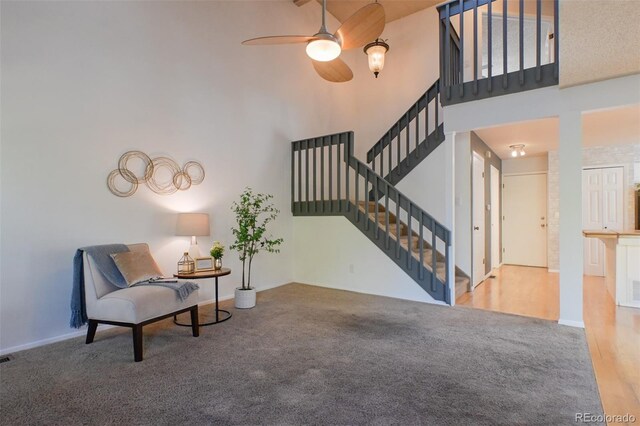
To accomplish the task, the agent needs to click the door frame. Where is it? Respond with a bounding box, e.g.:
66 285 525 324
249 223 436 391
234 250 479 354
501 171 548 267
490 165 501 270
471 151 486 288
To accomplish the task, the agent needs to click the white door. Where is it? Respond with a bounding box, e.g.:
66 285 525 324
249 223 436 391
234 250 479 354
472 152 486 287
583 167 624 276
490 165 501 269
502 173 547 267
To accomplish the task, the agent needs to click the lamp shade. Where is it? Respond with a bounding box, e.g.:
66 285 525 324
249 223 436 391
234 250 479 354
176 213 210 236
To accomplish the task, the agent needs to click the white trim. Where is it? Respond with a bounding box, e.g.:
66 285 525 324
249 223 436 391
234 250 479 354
0 281 289 356
558 319 585 328
547 268 559 273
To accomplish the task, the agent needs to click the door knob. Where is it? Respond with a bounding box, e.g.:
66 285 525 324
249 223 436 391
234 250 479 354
474 226 480 230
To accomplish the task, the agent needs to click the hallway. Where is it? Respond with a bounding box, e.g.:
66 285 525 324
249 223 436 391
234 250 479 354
457 265 640 423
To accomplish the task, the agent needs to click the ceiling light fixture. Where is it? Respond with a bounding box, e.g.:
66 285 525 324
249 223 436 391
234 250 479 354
363 38 389 78
306 33 342 62
509 144 526 157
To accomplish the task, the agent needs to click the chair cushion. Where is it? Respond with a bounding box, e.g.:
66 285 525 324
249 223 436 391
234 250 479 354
110 250 163 286
93 284 198 324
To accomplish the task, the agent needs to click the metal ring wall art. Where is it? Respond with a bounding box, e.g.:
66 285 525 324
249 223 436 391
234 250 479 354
107 151 205 197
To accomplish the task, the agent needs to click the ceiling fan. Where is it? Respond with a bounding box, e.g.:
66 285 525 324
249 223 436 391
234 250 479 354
242 0 385 83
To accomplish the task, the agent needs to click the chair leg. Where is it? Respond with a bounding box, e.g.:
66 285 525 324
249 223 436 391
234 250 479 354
132 325 143 362
190 305 200 337
86 320 98 344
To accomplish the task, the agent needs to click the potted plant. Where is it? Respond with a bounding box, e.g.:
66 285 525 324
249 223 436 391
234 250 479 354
210 241 224 270
230 187 283 308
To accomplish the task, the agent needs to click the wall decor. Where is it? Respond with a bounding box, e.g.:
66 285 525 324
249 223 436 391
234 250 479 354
107 150 205 197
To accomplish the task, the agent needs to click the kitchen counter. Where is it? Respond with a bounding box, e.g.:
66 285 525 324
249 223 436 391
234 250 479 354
583 230 640 309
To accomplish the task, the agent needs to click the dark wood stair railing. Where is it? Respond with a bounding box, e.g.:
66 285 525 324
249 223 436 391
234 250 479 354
292 131 470 304
438 0 559 106
365 79 445 188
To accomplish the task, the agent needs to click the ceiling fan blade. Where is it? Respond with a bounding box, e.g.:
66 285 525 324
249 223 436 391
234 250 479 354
312 58 353 83
242 35 316 45
335 3 386 50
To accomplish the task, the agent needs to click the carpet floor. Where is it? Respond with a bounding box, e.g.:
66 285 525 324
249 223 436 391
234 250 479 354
1 283 602 425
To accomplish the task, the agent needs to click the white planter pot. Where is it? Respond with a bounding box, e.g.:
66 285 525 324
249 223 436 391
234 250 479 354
235 287 256 309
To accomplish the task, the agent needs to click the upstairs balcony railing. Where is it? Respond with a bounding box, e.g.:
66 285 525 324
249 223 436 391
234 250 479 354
438 0 559 105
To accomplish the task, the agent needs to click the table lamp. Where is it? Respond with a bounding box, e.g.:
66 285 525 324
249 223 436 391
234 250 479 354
176 213 210 258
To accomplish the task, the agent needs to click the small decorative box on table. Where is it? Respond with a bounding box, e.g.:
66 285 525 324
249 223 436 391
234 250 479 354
173 268 232 326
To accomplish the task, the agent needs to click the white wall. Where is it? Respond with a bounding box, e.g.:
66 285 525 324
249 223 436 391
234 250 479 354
344 5 441 160
502 155 548 174
0 1 357 353
292 216 437 304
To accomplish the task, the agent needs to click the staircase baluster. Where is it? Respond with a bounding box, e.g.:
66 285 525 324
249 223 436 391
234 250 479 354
459 0 464 97
554 0 559 79
431 218 437 292
305 142 309 212
488 0 493 93
419 213 424 280
297 146 302 213
313 144 317 213
503 0 508 89
519 0 524 85
415 104 420 157
345 133 350 212
444 4 451 100
355 163 360 222
385 189 390 248
389 133 393 178
365 169 370 231
474 0 479 94
407 204 412 270
374 176 379 238
321 140 325 213
337 135 342 211
291 142 295 213
536 0 542 82
396 192 401 258
329 136 333 212
404 113 409 167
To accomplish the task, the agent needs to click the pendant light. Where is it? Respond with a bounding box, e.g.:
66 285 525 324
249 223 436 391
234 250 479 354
363 38 389 78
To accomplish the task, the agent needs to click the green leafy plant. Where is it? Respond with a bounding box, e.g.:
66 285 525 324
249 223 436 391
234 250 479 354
209 241 224 259
230 188 283 290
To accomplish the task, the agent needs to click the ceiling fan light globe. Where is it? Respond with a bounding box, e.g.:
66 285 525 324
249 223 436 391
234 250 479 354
306 38 341 62
511 150 518 158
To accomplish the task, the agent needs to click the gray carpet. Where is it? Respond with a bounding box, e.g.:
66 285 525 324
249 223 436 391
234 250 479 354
1 283 603 425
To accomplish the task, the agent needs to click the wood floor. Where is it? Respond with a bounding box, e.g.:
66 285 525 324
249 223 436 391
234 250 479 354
457 265 640 425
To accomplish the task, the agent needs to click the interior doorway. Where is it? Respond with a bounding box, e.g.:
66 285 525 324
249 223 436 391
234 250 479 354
490 165 501 270
582 166 624 276
502 173 548 267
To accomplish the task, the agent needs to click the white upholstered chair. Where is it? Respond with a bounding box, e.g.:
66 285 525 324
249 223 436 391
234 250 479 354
83 243 200 361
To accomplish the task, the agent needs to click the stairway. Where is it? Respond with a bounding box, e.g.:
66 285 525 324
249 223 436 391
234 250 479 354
357 201 470 299
291 79 470 304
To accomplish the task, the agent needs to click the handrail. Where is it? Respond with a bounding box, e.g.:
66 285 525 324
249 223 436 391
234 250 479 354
291 131 451 303
365 79 441 173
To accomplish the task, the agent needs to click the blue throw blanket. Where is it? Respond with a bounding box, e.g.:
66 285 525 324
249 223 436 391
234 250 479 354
71 244 199 328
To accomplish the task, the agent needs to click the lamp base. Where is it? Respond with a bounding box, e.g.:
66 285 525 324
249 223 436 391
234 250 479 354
188 243 202 259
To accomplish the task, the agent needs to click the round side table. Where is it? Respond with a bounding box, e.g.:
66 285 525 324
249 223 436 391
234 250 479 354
173 268 232 326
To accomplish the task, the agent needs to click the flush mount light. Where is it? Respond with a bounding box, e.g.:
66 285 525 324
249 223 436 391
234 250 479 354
363 38 389 78
509 144 526 157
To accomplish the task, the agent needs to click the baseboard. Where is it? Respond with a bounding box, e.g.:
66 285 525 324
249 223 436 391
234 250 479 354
292 281 446 306
0 281 291 357
548 269 559 273
558 319 585 328
0 327 109 356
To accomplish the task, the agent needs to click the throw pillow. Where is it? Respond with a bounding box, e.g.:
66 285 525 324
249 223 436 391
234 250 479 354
110 250 164 286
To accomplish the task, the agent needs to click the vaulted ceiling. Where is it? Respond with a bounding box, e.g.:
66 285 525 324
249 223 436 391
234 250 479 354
294 0 441 23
